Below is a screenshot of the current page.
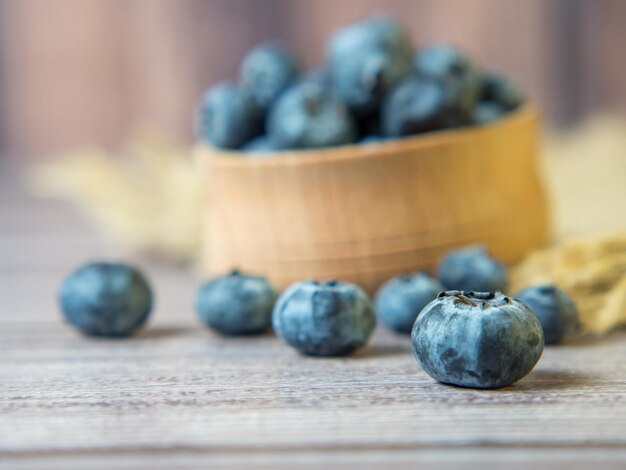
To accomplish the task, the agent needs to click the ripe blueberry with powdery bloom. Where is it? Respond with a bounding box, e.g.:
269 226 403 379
59 261 153 337
328 16 412 116
413 44 481 127
272 280 376 356
195 270 277 335
412 291 544 389
516 284 579 345
437 245 508 293
267 81 356 149
195 83 261 149
381 76 448 137
239 42 298 113
375 272 443 334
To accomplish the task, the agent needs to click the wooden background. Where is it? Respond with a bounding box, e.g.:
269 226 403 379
1 0 626 157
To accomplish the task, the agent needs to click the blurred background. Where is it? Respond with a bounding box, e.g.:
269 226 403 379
1 0 626 158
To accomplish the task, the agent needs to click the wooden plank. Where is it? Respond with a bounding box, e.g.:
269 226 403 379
1 164 626 468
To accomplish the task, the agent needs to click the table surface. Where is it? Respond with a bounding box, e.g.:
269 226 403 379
2 161 626 470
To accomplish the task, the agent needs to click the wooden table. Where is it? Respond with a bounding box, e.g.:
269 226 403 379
2 160 626 469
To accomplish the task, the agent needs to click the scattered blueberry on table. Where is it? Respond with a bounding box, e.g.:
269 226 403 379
411 290 544 389
375 272 443 334
195 15 525 152
272 280 376 356
196 270 277 335
516 284 579 345
437 245 508 293
59 261 153 337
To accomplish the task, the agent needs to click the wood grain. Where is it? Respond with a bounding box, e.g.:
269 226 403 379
1 161 626 469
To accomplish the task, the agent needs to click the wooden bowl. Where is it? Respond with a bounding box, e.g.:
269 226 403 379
197 105 550 293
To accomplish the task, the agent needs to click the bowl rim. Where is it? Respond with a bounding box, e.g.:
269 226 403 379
197 104 537 168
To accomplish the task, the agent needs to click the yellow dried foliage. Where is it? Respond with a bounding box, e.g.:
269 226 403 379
29 134 202 262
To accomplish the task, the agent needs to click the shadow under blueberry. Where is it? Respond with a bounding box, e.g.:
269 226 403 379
134 326 193 340
512 369 594 391
351 343 412 359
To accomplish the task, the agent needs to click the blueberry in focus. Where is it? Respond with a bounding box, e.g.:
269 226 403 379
59 261 153 337
381 76 447 137
196 270 277 335
479 72 525 111
437 245 508 293
375 272 443 334
267 81 357 149
239 42 298 113
272 280 376 356
412 291 544 389
196 83 261 149
413 44 481 126
515 284 579 345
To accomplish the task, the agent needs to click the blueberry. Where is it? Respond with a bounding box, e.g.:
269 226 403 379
515 284 579 345
242 135 279 154
239 42 298 112
267 81 357 149
381 76 447 137
479 72 525 111
328 15 412 65
437 245 508 293
195 83 261 149
328 16 411 117
272 280 376 356
413 44 481 126
195 270 277 336
331 46 411 117
375 272 443 334
359 135 385 144
412 291 544 389
59 261 153 337
472 101 507 125
303 66 331 88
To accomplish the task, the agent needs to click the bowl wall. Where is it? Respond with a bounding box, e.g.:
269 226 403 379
198 105 550 293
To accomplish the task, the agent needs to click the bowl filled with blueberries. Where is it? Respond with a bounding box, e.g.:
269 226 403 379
195 15 550 294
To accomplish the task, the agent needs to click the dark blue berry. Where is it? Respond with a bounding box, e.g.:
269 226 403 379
437 245 508 293
195 83 261 149
412 291 544 389
59 262 153 337
375 272 443 334
242 135 279 154
479 72 525 111
472 101 507 125
515 284 579 345
381 76 447 137
331 46 411 117
196 270 277 336
239 42 298 112
272 280 376 356
328 15 412 65
267 81 356 149
328 17 411 117
413 44 481 126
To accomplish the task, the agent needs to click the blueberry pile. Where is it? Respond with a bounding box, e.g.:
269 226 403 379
196 16 525 153
59 244 579 389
